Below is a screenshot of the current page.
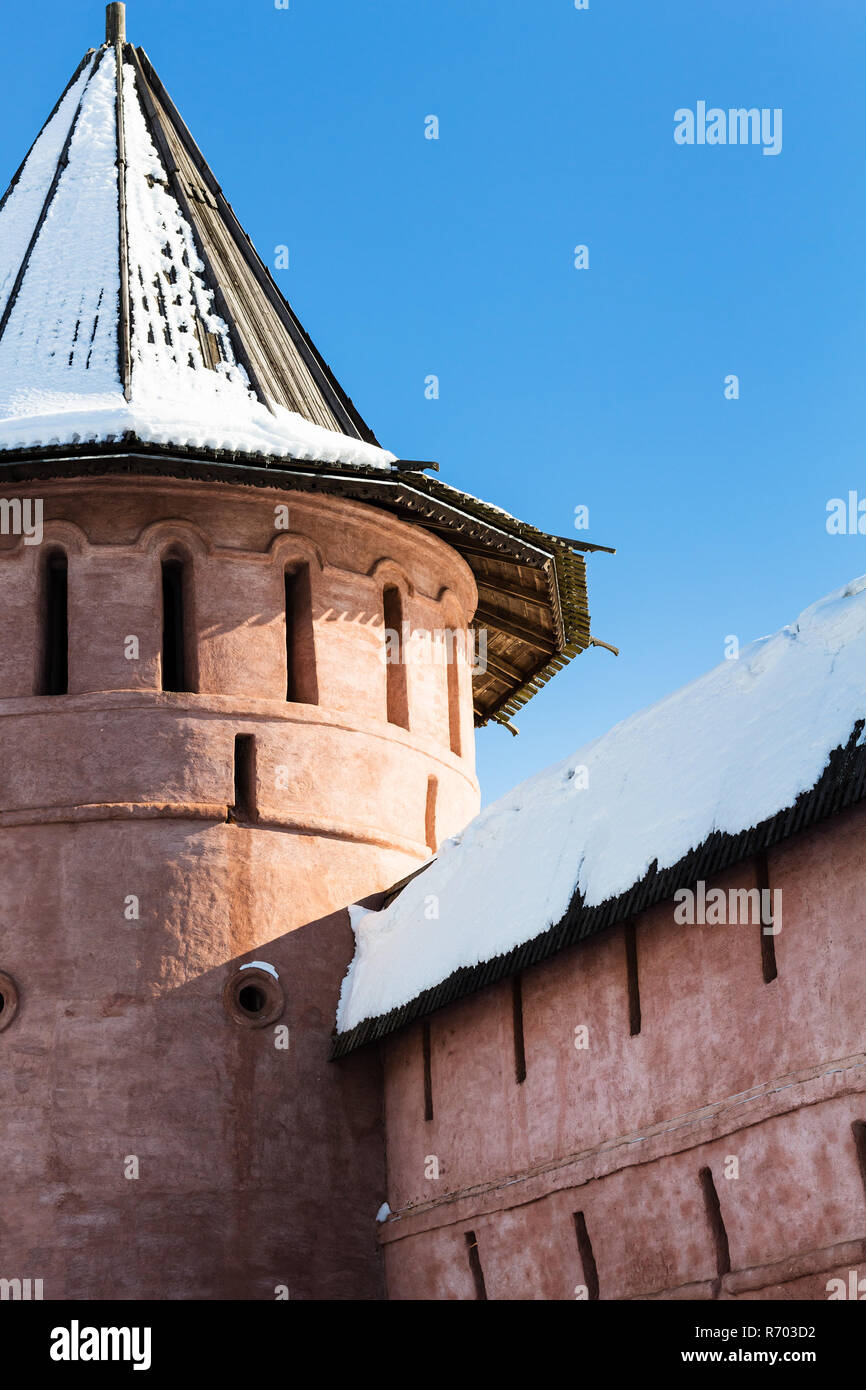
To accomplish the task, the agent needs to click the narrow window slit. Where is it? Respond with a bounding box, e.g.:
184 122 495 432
422 1021 433 1122
756 851 778 983
465 1231 488 1300
624 921 641 1036
425 776 438 854
573 1212 600 1300
230 735 256 824
852 1121 866 1202
512 973 527 1084
446 633 461 756
161 555 191 693
40 550 68 696
699 1166 731 1283
383 585 409 729
285 564 318 705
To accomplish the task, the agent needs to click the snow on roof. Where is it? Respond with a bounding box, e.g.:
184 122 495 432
0 45 393 470
0 60 94 323
337 575 866 1035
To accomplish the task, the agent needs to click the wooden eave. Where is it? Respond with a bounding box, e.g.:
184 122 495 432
0 440 613 724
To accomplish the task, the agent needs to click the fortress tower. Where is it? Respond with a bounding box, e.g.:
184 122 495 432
0 6 602 1299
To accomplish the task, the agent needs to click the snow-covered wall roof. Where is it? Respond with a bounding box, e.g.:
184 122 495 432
337 576 866 1040
0 44 392 469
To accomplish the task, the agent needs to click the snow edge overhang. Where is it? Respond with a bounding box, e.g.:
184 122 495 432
330 720 866 1059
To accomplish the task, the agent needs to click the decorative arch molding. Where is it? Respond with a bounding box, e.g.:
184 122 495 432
134 520 213 560
268 533 325 573
435 584 475 629
1 519 88 560
39 521 88 558
437 568 478 619
367 558 416 598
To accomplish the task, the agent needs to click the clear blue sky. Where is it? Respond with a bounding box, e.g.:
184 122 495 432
1 0 863 804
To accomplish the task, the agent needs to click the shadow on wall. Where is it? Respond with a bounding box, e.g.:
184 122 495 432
11 897 388 1300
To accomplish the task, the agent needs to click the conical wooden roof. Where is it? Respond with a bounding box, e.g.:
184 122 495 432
0 18 384 465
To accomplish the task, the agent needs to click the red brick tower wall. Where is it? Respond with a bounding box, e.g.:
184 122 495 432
0 472 480 1299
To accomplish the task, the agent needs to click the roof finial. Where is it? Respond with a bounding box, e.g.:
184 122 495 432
106 2 126 44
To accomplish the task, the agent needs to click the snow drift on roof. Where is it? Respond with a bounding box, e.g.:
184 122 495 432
0 51 120 424
337 575 866 1033
0 59 94 323
0 46 393 470
121 58 256 417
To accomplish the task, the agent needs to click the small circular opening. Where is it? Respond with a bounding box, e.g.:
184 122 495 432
0 994 5 1014
238 984 266 1015
223 967 283 1028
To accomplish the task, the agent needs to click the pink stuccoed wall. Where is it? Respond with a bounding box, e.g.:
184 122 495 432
378 802 866 1301
0 473 480 1299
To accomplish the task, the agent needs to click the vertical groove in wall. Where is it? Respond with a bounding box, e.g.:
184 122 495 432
699 1166 731 1291
161 554 188 693
425 776 438 854
852 1121 866 1203
285 564 318 705
465 1230 488 1300
756 851 778 983
446 644 461 756
624 921 641 1036
40 549 68 697
383 586 409 730
231 734 257 824
573 1211 600 1300
512 973 527 1084
422 1021 433 1122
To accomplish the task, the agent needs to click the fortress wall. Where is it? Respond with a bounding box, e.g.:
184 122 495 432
378 802 866 1300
